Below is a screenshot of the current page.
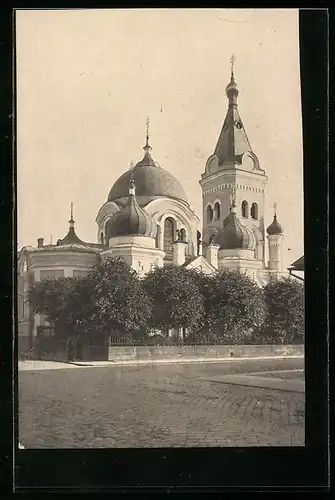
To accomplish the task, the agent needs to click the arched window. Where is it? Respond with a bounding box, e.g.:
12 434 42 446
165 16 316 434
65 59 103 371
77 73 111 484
251 202 258 220
214 202 220 220
163 217 175 263
241 200 249 218
100 232 104 245
23 261 28 273
206 205 213 224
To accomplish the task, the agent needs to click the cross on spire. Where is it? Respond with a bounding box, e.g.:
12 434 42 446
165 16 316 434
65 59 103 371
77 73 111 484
273 202 277 215
69 202 75 229
146 117 150 137
144 117 151 151
230 54 236 76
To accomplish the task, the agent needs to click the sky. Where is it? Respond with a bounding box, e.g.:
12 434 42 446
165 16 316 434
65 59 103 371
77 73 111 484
16 8 304 270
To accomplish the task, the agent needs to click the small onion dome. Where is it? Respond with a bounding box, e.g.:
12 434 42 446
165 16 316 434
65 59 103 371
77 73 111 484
106 180 157 239
267 214 283 235
215 203 255 250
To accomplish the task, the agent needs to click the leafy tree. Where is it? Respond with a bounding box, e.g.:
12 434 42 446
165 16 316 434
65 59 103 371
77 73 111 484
141 265 205 333
85 256 152 340
26 276 89 339
262 276 304 343
188 268 265 344
27 256 152 342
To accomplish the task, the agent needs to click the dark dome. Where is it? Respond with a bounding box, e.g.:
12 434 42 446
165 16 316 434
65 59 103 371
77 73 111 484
267 214 283 235
215 206 255 250
107 144 188 205
106 181 157 239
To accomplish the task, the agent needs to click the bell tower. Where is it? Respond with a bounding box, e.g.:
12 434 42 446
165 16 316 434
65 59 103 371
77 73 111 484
199 56 268 264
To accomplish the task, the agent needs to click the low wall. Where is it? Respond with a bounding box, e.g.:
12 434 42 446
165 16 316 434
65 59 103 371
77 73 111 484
108 344 304 362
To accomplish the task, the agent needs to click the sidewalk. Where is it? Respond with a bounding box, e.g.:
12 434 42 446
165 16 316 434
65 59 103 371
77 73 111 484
19 354 304 371
71 354 304 367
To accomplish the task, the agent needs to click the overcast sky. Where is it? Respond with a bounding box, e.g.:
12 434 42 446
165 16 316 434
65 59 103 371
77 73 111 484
16 8 304 270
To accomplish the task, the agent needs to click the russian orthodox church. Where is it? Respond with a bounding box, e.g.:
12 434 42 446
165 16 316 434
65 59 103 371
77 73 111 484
18 63 285 352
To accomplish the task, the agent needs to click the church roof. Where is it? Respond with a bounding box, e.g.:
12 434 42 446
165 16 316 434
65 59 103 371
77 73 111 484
25 243 102 254
214 202 255 250
106 179 157 239
214 72 255 167
107 133 188 206
289 255 304 271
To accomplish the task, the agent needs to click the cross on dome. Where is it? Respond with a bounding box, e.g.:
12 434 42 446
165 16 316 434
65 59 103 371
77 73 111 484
273 201 277 215
69 201 74 228
230 54 236 76
144 117 151 152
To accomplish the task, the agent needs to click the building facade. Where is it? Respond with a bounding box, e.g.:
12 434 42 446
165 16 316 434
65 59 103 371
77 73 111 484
18 67 285 352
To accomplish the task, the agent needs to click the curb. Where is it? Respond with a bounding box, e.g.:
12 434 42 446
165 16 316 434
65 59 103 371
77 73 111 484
66 355 304 368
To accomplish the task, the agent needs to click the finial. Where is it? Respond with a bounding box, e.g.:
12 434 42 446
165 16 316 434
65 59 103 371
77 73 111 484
144 117 151 152
273 202 277 216
69 202 75 229
129 178 136 196
230 54 236 77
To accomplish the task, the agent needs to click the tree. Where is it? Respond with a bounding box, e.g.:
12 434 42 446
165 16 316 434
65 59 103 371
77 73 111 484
85 256 152 339
262 276 304 343
26 256 152 342
189 268 265 344
26 276 89 339
141 265 205 333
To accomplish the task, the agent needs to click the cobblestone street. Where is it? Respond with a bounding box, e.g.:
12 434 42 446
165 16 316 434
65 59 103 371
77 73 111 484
18 358 305 448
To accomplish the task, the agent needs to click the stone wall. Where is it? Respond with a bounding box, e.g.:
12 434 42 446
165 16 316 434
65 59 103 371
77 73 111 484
108 344 304 362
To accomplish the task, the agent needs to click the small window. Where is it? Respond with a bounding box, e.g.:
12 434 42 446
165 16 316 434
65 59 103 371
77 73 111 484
206 205 213 224
179 228 187 242
251 202 258 220
214 202 220 220
100 232 104 245
241 200 249 218
40 269 64 280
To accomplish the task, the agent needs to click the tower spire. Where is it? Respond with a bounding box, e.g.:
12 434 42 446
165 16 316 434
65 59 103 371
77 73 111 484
69 202 75 229
144 117 151 153
230 54 236 81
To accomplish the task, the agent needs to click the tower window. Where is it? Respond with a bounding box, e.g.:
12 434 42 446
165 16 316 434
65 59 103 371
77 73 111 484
206 205 213 224
100 232 104 245
214 202 220 220
241 200 249 218
251 202 259 220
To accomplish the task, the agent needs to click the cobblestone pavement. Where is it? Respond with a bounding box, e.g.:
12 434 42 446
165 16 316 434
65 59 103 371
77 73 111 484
18 358 305 448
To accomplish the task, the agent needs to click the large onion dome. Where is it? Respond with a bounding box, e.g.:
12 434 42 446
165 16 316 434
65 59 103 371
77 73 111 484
106 180 157 239
215 202 255 250
266 214 283 235
107 134 188 206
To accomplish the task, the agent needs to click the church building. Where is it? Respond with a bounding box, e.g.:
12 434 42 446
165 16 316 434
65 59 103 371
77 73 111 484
18 63 285 353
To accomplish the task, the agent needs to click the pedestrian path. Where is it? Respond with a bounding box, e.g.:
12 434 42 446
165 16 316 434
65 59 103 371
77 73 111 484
18 355 304 371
